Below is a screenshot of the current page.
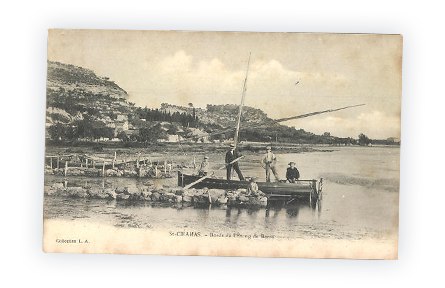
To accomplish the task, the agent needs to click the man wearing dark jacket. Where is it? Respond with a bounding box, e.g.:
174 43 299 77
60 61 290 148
225 143 244 180
286 162 300 183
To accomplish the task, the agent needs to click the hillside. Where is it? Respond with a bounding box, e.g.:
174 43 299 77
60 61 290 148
156 103 346 144
160 103 276 128
47 61 128 99
45 61 367 146
46 61 132 127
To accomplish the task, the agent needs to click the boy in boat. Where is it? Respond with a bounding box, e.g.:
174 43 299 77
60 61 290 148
225 143 245 180
286 162 300 183
261 146 280 182
246 177 258 195
198 156 209 177
246 177 265 197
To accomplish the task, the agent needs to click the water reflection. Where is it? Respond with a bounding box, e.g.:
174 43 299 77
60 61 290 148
264 199 324 220
224 207 243 225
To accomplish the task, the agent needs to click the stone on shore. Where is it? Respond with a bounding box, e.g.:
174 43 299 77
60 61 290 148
192 189 211 204
104 188 116 199
182 195 193 202
216 195 228 204
248 196 268 206
151 192 161 201
208 189 225 203
126 187 140 195
170 188 184 195
173 195 182 203
115 187 127 194
87 187 109 199
141 191 152 201
160 192 176 202
67 187 89 198
43 181 270 206
116 194 130 200
106 169 122 177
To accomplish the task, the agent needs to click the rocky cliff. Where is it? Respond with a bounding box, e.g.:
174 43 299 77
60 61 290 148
46 61 132 127
47 61 128 99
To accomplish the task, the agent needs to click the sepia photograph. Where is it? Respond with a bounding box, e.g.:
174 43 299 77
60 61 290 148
42 29 401 259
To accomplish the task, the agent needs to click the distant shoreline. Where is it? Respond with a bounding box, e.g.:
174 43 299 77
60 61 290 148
45 141 399 157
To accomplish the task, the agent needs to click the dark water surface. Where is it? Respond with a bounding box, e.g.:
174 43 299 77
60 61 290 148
44 146 399 240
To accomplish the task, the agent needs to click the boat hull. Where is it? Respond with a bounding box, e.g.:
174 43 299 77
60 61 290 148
178 172 321 200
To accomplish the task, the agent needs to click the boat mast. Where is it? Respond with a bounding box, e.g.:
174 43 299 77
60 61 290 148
234 53 251 147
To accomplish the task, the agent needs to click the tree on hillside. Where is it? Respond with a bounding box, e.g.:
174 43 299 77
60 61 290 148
117 131 129 142
75 119 95 140
48 123 66 141
358 133 372 146
180 127 193 138
166 123 179 135
139 124 168 144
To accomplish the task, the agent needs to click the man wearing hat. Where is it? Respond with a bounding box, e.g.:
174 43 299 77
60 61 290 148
198 156 209 177
286 161 300 183
261 146 280 182
225 143 245 180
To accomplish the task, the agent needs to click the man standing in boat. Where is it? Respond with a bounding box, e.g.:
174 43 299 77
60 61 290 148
225 143 245 180
261 145 280 182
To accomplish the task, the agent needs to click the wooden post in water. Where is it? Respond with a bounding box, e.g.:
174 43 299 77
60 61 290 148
57 157 59 169
64 161 68 176
155 165 158 178
86 159 88 169
102 162 105 177
92 160 95 169
50 157 53 169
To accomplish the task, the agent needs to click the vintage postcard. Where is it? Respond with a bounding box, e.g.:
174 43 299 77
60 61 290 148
43 30 401 259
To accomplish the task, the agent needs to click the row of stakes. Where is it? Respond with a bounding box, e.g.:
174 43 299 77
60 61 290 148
45 152 173 178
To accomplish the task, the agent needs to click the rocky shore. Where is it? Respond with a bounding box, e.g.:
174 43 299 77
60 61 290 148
43 184 268 207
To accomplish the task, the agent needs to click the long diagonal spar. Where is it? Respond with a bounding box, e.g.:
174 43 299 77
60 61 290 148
188 103 366 140
271 103 365 123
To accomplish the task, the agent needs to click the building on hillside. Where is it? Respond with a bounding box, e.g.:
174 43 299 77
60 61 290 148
114 121 129 137
158 134 184 143
116 114 128 122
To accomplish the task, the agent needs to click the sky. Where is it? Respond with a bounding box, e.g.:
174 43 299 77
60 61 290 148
47 30 402 139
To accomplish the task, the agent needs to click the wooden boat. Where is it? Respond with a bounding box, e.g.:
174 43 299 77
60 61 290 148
178 171 322 202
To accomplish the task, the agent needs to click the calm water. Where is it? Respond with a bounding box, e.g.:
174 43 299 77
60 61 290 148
44 146 400 240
